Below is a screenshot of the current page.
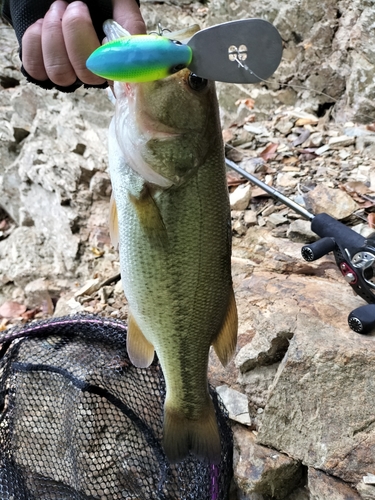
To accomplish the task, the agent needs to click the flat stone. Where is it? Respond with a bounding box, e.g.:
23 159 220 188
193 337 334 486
74 278 101 298
216 385 251 425
244 123 269 135
328 135 355 147
266 212 288 227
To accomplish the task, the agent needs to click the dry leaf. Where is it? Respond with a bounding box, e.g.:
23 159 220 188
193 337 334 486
244 114 256 123
21 308 41 321
0 301 27 318
282 156 299 165
368 213 375 229
252 187 271 198
227 171 246 187
366 123 375 133
0 318 9 331
260 143 278 162
235 98 255 109
295 117 318 126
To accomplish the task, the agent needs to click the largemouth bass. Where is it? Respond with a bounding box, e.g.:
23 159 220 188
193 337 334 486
106 21 238 464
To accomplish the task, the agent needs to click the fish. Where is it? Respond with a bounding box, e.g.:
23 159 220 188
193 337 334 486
105 20 238 464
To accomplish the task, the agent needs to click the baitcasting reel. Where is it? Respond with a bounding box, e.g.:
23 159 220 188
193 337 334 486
301 213 375 334
226 158 375 334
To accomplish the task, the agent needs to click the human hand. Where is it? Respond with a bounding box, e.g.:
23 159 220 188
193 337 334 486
21 0 146 88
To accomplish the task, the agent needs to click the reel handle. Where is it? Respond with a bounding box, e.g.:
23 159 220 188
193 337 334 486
301 237 336 262
348 304 375 334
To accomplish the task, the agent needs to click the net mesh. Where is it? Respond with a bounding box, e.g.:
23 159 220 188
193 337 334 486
0 314 233 500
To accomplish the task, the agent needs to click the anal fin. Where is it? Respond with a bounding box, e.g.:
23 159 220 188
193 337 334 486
127 312 155 368
212 286 238 367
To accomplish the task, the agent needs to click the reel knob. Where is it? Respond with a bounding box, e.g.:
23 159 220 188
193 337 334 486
348 304 375 334
301 237 336 262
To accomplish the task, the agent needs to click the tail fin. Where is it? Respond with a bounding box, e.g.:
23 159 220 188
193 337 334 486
162 398 221 464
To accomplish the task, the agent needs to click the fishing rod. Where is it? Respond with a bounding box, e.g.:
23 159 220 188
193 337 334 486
226 158 375 335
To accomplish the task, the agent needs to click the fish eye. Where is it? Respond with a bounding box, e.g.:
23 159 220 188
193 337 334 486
188 73 208 91
171 63 186 74
171 39 183 45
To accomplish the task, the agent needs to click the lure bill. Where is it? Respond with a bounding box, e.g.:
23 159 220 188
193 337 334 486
86 35 193 82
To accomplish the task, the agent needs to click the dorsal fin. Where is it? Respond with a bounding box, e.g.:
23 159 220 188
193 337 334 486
212 286 238 367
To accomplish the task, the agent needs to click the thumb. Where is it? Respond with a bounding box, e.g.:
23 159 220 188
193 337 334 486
112 0 147 35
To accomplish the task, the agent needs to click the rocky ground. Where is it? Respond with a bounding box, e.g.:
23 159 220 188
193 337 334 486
1 1 375 499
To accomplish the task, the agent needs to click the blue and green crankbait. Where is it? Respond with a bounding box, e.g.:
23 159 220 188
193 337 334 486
86 35 193 83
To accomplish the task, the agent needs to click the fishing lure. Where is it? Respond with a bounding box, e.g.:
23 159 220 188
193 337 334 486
86 35 193 82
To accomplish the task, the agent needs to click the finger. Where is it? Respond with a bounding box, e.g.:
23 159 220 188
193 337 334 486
62 1 106 85
112 0 147 35
42 0 76 86
22 20 49 81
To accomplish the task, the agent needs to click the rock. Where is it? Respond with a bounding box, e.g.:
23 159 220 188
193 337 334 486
363 475 375 486
216 385 251 425
275 119 294 135
276 172 299 188
235 318 294 373
356 136 375 157
328 135 356 147
315 144 331 156
308 468 361 499
256 278 375 483
266 212 288 227
243 123 269 135
0 227 57 289
24 278 54 314
233 219 248 236
303 184 359 219
287 219 319 243
357 482 375 500
233 424 303 500
238 364 279 421
74 278 101 298
230 184 252 210
244 210 258 227
54 294 84 317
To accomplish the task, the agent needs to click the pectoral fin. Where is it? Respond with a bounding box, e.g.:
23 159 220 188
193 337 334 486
127 312 155 368
109 194 119 249
212 286 238 367
128 186 168 249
